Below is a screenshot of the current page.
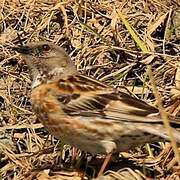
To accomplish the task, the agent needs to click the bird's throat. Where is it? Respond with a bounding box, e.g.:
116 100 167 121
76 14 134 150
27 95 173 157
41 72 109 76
32 67 65 89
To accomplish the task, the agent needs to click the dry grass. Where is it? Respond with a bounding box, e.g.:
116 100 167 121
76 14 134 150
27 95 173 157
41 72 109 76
0 0 180 179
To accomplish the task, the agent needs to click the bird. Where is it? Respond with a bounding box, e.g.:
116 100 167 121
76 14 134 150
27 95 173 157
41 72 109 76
13 41 180 176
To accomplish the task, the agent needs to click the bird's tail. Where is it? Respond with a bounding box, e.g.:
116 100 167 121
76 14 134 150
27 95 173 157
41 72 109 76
138 124 180 143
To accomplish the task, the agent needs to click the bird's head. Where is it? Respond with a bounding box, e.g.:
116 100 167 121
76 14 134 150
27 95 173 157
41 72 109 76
13 41 77 87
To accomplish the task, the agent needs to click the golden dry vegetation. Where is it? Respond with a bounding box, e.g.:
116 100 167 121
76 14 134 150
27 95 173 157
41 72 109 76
0 0 180 179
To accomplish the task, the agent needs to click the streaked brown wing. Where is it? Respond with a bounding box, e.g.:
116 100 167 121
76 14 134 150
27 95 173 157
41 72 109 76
53 75 165 122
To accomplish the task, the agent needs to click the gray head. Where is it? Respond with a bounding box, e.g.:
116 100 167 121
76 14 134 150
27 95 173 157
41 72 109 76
13 41 77 87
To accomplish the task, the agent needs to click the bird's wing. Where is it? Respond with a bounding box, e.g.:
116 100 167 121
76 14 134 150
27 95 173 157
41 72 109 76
48 74 179 125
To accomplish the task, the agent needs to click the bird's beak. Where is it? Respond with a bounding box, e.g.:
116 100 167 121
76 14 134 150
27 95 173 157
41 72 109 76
12 45 32 54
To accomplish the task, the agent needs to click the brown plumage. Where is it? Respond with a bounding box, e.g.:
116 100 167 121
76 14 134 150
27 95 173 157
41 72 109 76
13 41 180 176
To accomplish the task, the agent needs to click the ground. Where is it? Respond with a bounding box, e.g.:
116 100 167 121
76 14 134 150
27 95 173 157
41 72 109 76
0 0 180 179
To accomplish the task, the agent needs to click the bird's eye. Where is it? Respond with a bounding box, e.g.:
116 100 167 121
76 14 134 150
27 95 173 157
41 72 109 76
42 44 50 51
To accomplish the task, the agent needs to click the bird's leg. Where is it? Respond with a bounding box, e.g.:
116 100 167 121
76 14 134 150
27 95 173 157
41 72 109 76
71 147 78 167
97 153 112 177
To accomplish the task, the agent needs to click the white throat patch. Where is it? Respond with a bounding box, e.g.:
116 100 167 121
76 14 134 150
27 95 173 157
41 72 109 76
32 67 64 89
